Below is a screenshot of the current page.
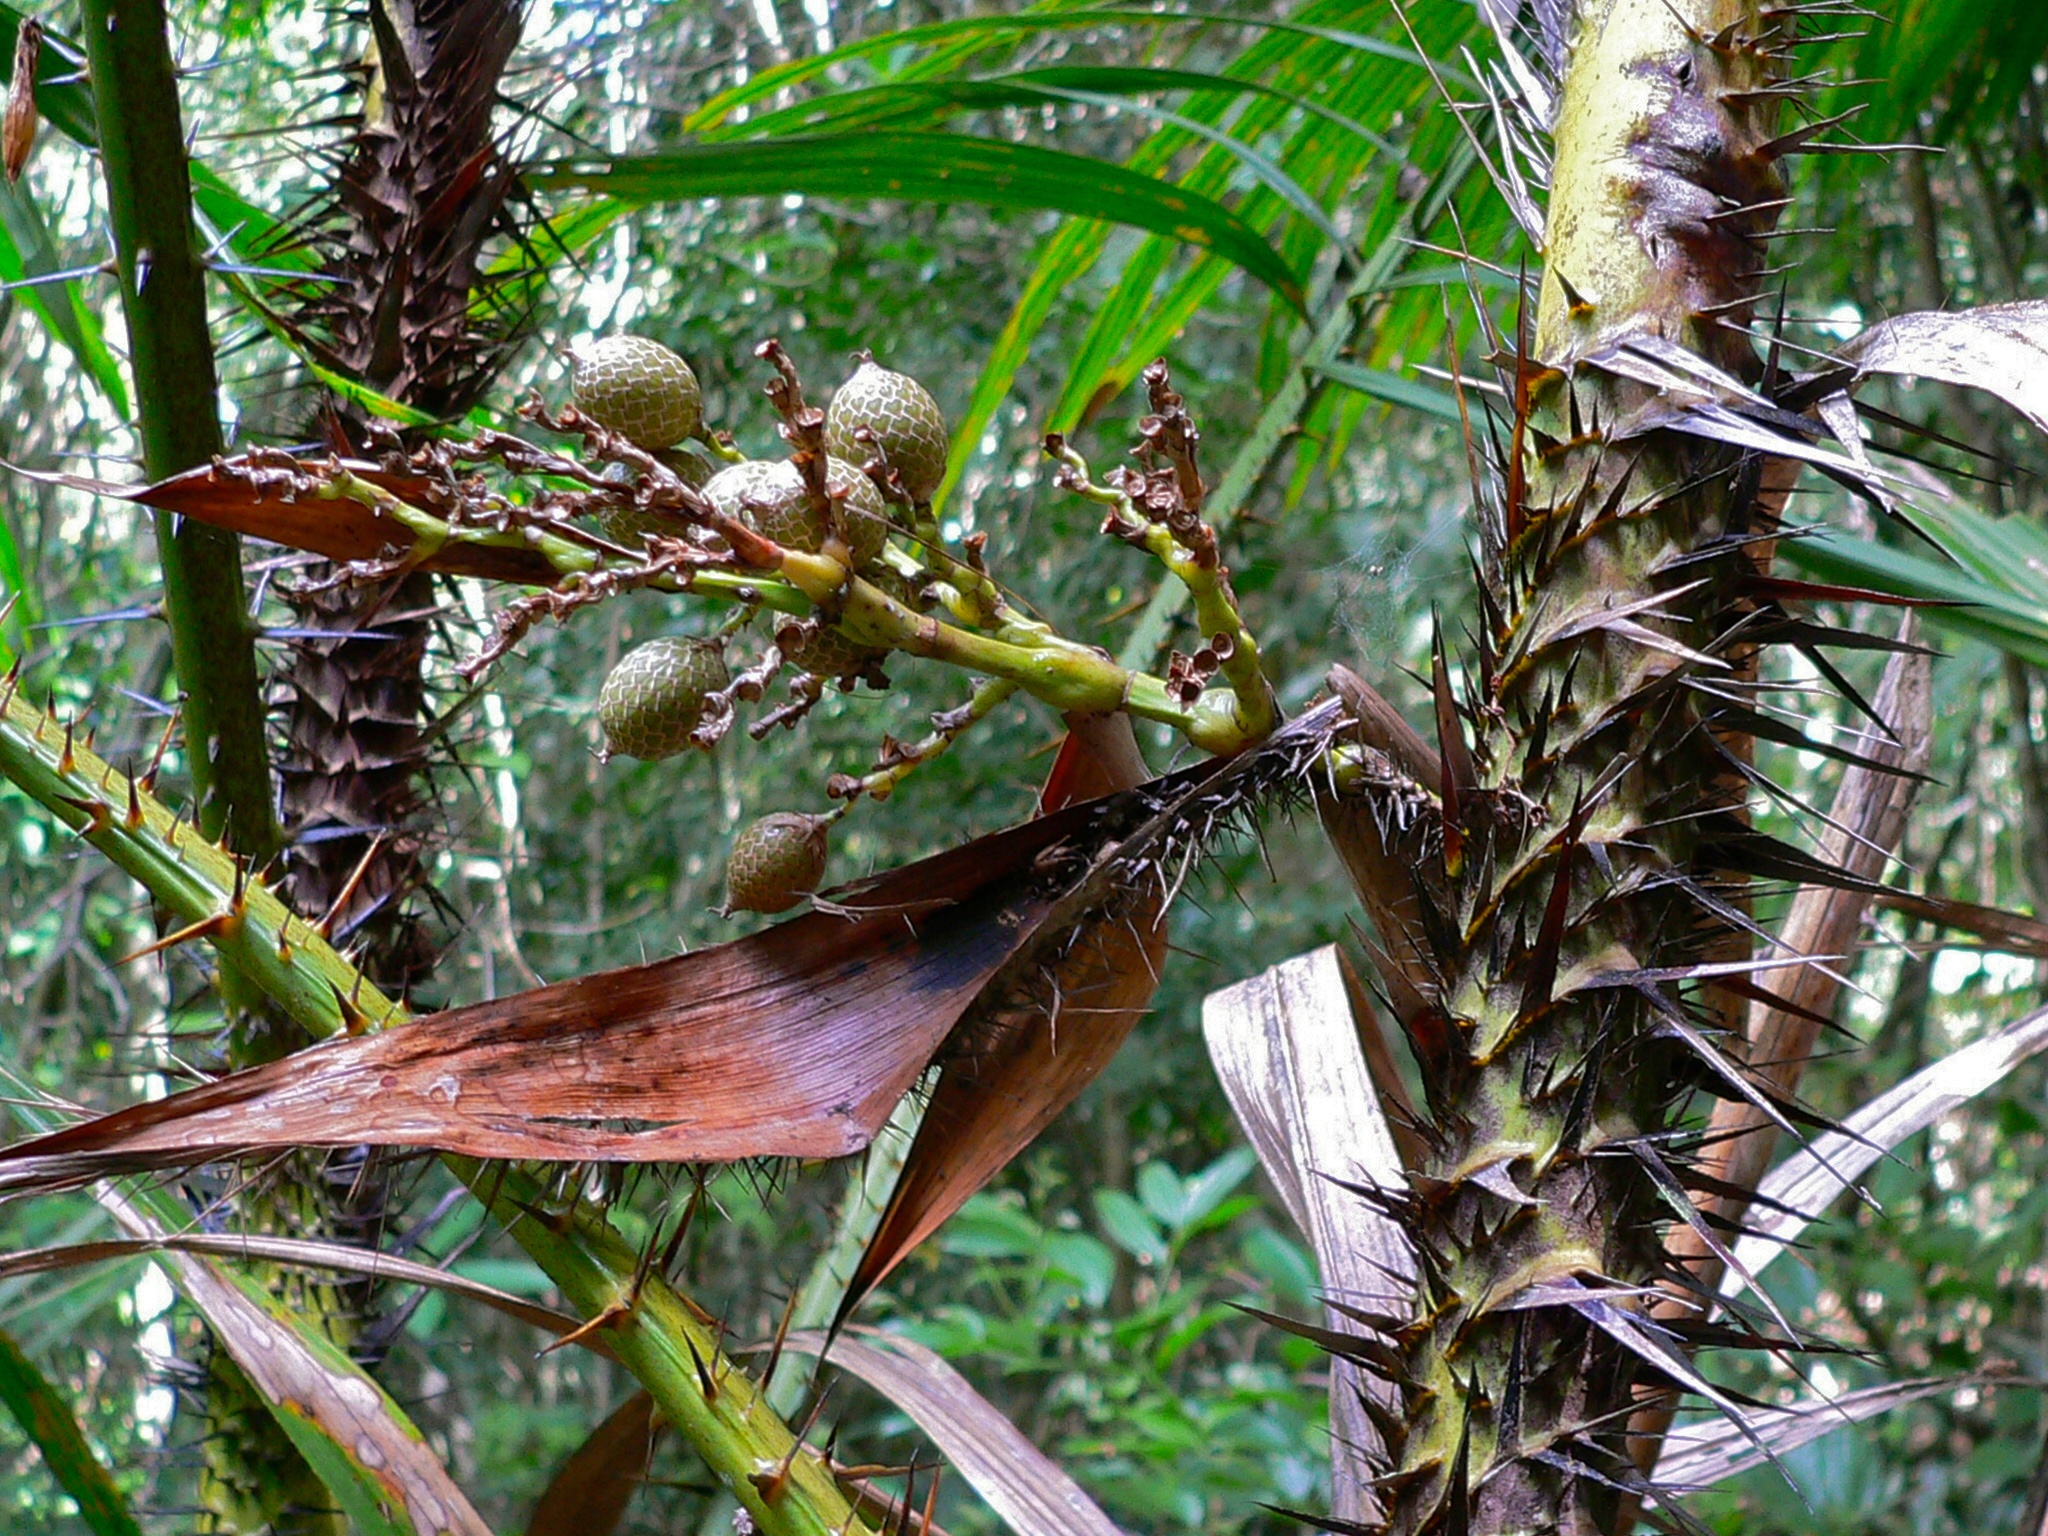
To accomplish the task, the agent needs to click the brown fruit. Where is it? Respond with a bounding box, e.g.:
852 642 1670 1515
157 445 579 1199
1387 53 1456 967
723 812 831 914
702 457 889 568
825 358 949 505
571 335 702 450
596 637 728 761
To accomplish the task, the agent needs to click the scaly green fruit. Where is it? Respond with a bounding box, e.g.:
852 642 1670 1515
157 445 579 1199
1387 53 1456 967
703 457 889 569
825 357 948 505
723 812 831 915
781 623 880 682
571 335 702 450
596 637 728 761
778 564 927 681
595 447 716 552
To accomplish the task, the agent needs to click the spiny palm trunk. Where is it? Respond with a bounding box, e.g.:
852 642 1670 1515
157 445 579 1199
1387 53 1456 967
194 6 524 1529
278 0 521 982
269 0 522 1333
1324 2 1799 1529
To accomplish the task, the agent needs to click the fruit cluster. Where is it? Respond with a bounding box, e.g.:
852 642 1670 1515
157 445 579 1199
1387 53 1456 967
242 338 1267 919
570 335 950 914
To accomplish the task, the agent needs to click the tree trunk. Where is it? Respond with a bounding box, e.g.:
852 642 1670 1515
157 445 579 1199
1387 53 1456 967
1323 2 1804 1529
276 0 523 990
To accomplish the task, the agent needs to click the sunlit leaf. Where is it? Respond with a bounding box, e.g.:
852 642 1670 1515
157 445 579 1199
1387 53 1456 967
1723 1002 2048 1299
1833 300 2048 435
1652 1378 1956 1493
0 1230 588 1347
1202 944 1413 1525
532 134 1305 310
686 7 1462 133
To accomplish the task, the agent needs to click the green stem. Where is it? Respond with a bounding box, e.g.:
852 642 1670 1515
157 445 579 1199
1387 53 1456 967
81 0 275 869
695 1094 924 1536
458 1162 875 1536
329 471 1263 753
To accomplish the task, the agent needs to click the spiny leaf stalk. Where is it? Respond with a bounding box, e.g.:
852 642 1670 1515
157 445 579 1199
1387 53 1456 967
0 670 878 1536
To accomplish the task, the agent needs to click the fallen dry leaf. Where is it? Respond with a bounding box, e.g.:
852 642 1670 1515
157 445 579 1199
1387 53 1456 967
0 800 1093 1190
0 715 1348 1195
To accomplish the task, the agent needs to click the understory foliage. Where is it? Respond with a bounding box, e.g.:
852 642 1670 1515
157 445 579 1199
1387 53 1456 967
2 1 2048 1535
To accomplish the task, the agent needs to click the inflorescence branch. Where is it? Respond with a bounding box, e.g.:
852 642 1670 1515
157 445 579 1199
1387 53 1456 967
224 346 1279 759
1045 361 1275 746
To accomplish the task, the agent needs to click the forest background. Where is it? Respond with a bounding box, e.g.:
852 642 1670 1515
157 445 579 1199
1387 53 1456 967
1 0 2047 1533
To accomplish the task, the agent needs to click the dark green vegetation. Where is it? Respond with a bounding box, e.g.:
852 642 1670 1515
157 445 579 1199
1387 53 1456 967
2 1 2048 1534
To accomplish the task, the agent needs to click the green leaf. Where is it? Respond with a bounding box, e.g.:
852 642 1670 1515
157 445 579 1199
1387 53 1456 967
1093 1188 1169 1266
1174 1146 1260 1233
1313 359 1463 422
1779 521 2048 668
1136 1161 1189 1229
939 1195 1043 1259
937 214 1113 508
209 265 491 432
688 6 1465 133
1152 1301 1234 1370
0 178 129 417
727 66 1275 140
453 1257 557 1297
0 1324 142 1536
531 134 1305 311
0 506 31 667
737 69 1400 236
1042 1231 1116 1308
189 161 313 274
1239 1226 1317 1312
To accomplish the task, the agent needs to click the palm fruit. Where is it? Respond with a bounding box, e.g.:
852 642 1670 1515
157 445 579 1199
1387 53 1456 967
778 565 925 681
702 456 889 569
781 622 881 682
825 357 948 505
595 447 715 552
723 812 831 915
655 445 716 488
571 335 702 450
595 637 727 761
